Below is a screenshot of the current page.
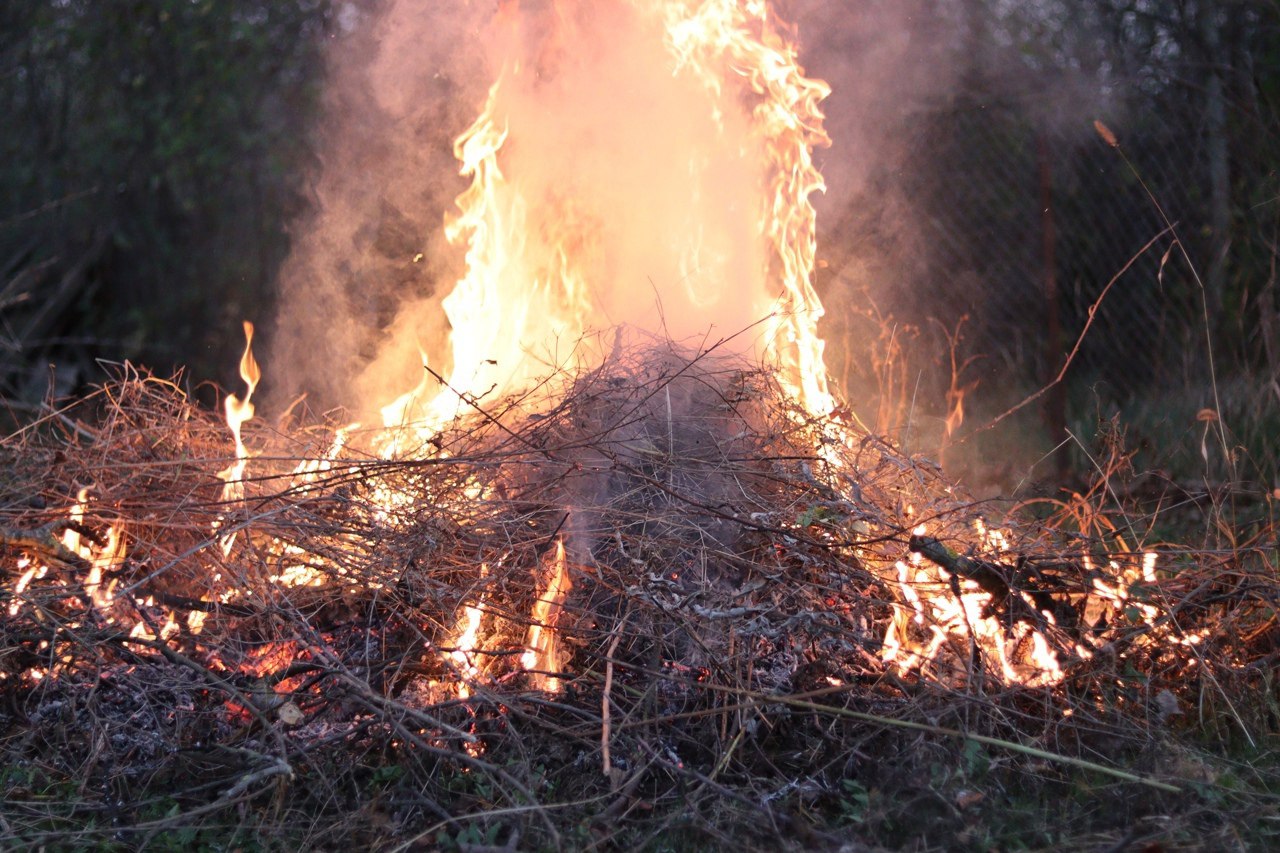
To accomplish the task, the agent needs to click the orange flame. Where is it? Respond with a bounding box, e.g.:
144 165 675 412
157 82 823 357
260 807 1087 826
216 321 261 553
523 539 573 693
378 0 834 446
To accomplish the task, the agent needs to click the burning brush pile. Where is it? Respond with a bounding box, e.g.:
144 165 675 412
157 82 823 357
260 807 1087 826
3 0 1279 848
1 338 1275 849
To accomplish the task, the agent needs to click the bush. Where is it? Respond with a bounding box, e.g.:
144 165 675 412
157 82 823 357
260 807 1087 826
0 0 331 393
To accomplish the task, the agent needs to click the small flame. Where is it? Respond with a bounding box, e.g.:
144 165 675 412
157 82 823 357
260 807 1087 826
64 488 124 612
882 522 1084 686
881 520 1177 688
216 321 261 553
449 563 490 699
523 539 573 692
225 320 261 465
9 560 37 617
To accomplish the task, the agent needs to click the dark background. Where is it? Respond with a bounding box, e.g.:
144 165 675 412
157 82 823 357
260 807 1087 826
2 0 1276 487
0 0 329 400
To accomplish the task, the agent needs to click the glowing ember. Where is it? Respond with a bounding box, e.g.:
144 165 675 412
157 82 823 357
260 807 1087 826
237 640 300 679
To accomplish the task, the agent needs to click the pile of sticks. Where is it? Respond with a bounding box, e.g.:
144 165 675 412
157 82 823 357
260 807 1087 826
0 343 1271 849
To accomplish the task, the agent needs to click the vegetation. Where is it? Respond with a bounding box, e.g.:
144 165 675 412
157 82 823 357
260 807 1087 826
0 0 330 393
0 351 1278 852
0 0 1278 850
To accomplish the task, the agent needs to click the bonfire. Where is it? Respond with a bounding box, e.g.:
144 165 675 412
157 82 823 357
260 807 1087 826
1 1 1276 850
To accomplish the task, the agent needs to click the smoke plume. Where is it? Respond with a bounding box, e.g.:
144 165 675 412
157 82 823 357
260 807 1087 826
273 0 821 418
270 0 489 413
271 0 1109 443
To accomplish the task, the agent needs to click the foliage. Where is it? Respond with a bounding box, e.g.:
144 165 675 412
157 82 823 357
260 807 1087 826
0 0 331 388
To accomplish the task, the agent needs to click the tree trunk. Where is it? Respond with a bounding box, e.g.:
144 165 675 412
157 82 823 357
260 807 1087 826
1202 2 1230 340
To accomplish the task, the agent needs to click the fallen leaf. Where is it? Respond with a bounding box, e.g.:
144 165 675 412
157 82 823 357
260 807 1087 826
278 702 305 726
1155 689 1181 724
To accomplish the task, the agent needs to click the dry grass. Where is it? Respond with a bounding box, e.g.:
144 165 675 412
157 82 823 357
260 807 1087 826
0 342 1277 851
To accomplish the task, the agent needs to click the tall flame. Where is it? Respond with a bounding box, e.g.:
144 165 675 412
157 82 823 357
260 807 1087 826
371 0 836 695
382 0 833 437
661 0 833 414
216 321 261 553
523 539 573 693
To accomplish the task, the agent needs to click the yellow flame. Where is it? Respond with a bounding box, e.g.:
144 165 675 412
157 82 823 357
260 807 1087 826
225 320 261 464
375 0 834 450
64 487 124 612
216 321 260 553
523 539 573 692
8 560 36 618
880 521 1089 687
350 0 840 694
449 563 490 699
660 0 833 414
881 530 1172 687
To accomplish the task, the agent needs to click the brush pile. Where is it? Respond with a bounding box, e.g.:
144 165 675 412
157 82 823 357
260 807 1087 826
0 344 1277 850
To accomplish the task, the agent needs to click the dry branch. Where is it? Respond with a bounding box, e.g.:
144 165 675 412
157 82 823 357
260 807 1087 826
0 345 1272 849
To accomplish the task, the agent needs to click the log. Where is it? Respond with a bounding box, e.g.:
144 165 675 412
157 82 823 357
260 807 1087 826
908 534 1073 629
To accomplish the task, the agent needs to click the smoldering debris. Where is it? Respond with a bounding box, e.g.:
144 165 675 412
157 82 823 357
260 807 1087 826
0 341 1269 848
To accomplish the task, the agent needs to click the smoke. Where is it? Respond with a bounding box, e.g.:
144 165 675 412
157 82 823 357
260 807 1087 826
791 2 957 207
791 0 1123 451
272 0 815 420
270 0 490 413
271 0 1114 452
788 1 970 404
